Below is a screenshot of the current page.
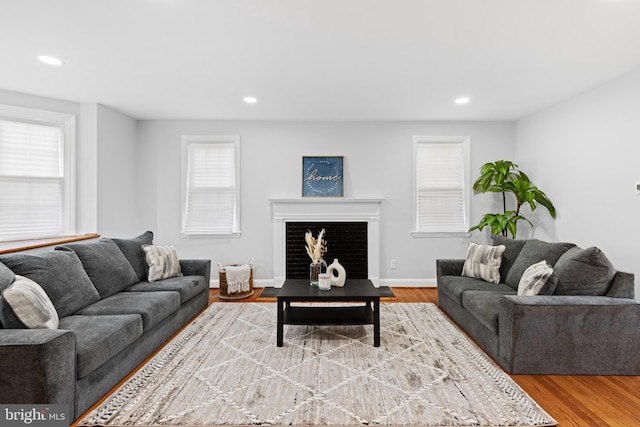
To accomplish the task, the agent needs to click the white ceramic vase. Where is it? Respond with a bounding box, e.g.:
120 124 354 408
326 258 346 287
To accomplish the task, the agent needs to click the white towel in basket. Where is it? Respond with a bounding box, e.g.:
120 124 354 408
225 264 251 294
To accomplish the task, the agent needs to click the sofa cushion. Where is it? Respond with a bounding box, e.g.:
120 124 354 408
461 242 506 284
75 291 180 330
0 251 100 318
439 275 515 305
0 295 20 329
492 235 527 284
59 314 143 379
517 260 558 296
0 263 16 329
110 231 154 282
58 239 140 298
505 239 575 289
124 275 206 304
554 247 617 296
1 275 59 329
142 245 183 282
0 261 15 292
462 290 516 334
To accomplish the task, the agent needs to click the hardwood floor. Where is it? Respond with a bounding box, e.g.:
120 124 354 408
210 287 640 426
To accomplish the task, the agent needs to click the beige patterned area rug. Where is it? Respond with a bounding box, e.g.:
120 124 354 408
80 303 556 426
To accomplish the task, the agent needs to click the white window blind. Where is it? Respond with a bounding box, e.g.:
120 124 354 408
181 136 240 236
0 106 75 241
413 136 470 236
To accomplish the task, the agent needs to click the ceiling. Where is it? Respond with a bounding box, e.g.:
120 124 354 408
2 0 640 121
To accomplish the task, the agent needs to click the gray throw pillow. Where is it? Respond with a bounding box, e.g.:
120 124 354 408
461 242 506 284
554 247 617 296
57 239 140 298
492 235 527 284
517 260 558 296
1 275 59 329
110 231 154 281
505 239 575 289
0 251 100 318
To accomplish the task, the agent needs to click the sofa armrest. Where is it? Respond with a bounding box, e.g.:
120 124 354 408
436 259 465 283
180 259 211 286
0 329 76 418
498 295 640 375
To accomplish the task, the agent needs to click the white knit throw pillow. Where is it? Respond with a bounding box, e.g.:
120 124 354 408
142 245 182 282
2 275 59 329
518 260 557 296
461 242 506 284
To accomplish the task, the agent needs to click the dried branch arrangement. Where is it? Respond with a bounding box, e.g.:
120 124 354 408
304 229 327 263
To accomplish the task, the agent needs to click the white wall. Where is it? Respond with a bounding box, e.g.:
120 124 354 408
96 104 139 236
137 120 515 285
516 70 640 295
78 103 98 234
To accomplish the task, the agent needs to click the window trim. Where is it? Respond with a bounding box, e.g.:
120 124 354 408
411 135 471 238
180 135 241 238
0 103 76 241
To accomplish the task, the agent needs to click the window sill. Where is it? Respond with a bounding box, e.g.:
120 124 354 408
180 232 242 238
411 231 471 238
0 233 101 254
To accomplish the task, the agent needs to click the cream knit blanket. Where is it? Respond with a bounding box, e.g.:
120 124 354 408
225 264 251 293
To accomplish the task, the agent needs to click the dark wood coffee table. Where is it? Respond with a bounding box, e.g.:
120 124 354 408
276 278 380 347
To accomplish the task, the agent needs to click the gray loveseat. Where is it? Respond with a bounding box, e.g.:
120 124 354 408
0 231 210 420
437 235 640 375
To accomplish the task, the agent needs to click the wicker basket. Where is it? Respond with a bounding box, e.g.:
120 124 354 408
218 259 254 300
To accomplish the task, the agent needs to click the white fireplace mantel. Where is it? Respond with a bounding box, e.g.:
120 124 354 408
270 198 383 287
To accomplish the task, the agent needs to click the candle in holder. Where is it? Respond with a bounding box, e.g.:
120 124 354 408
318 273 331 291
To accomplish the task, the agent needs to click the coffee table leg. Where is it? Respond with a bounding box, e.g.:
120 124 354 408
277 299 284 347
373 299 380 347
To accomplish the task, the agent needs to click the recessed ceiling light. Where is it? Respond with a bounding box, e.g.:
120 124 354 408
38 55 63 66
455 97 470 104
243 96 257 104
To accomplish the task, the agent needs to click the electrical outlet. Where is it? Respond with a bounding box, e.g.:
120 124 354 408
390 259 397 269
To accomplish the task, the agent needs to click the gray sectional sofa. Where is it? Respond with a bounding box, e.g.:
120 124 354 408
437 235 640 375
0 231 210 420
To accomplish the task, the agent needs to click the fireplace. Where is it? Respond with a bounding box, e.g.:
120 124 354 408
286 222 368 279
270 198 382 287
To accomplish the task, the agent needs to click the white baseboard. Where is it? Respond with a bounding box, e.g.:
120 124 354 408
378 279 437 287
209 278 437 288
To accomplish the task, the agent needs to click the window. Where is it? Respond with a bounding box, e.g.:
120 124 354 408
0 104 75 241
181 135 241 236
412 136 470 236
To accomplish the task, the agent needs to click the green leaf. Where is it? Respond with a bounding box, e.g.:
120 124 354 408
469 160 556 237
506 219 518 238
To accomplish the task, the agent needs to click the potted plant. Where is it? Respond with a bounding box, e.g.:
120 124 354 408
468 160 556 238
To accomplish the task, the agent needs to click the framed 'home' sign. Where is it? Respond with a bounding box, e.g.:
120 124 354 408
302 156 344 197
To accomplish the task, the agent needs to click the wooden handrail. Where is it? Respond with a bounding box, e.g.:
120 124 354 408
0 233 101 254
